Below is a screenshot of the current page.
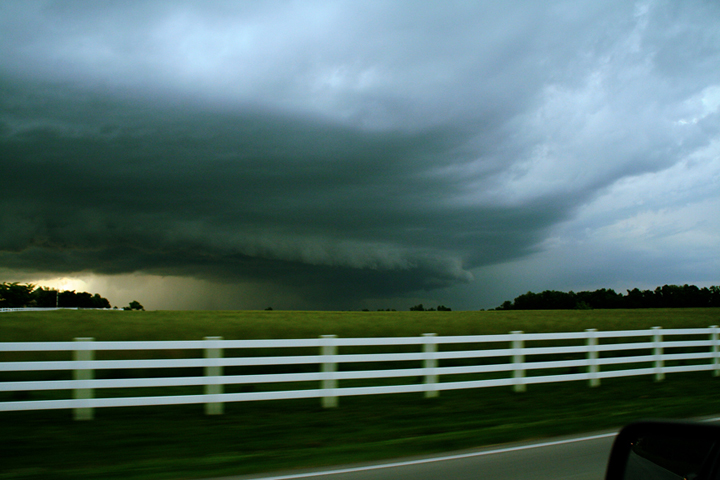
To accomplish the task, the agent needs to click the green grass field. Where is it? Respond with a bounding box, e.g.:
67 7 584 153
1 308 719 341
2 309 720 480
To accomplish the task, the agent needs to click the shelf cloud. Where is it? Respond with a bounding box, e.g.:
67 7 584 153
1 1 719 309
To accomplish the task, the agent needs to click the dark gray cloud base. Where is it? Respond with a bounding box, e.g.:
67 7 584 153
0 79 561 301
1 1 719 308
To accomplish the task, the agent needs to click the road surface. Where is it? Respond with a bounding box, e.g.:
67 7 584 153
213 430 618 480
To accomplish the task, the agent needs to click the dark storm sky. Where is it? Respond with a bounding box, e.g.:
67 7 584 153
1 1 719 309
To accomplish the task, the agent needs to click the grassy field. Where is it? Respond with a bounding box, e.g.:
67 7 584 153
2 308 720 480
1 307 719 341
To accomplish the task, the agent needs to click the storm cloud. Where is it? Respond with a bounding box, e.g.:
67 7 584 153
1 1 719 309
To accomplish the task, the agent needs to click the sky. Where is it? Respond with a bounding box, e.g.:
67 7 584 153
1 1 719 311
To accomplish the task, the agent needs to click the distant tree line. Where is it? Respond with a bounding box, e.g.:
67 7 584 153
359 305 452 312
409 304 452 311
0 282 112 309
496 284 720 310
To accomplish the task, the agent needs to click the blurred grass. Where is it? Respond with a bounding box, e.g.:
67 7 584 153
3 374 720 480
2 308 720 479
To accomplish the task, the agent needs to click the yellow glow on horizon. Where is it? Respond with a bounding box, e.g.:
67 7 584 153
33 276 89 293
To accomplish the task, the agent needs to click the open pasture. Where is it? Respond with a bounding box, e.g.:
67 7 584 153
1 308 718 341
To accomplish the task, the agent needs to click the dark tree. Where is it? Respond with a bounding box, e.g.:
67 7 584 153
0 282 35 308
124 300 144 311
1 283 112 309
91 294 111 309
498 284 720 310
33 287 58 308
59 290 111 308
497 300 513 310
709 286 720 307
130 300 144 310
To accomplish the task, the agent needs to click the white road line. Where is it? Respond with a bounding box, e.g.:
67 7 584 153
249 432 618 480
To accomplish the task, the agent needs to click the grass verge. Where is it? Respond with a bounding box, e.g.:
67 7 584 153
2 372 720 480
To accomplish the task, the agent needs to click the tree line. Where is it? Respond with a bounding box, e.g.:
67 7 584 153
360 305 452 311
0 282 143 310
496 284 720 310
409 304 452 311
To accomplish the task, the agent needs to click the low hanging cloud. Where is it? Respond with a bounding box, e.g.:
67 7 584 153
0 86 538 295
1 1 719 308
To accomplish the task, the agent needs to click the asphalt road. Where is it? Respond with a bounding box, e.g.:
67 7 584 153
217 430 618 480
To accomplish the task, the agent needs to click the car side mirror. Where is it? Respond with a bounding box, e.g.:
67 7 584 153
606 421 720 480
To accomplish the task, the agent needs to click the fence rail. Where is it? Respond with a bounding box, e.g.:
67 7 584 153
1 326 719 419
1 308 68 313
0 308 112 313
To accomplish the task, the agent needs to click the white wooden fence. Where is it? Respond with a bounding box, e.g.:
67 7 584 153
1 326 719 420
1 308 72 313
0 308 109 312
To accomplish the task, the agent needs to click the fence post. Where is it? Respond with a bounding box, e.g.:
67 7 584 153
423 333 439 398
204 336 224 415
711 326 719 378
586 328 600 387
321 335 338 408
511 331 526 392
73 337 95 421
652 326 664 382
